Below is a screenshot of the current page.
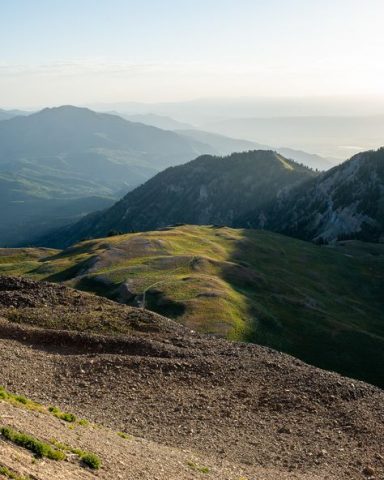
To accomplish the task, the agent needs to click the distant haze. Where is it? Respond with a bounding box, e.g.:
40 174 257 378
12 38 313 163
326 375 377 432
92 97 384 159
2 0 384 158
1 0 384 107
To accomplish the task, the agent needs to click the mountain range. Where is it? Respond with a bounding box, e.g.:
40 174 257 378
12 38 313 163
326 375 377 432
0 105 335 246
38 147 384 248
38 150 315 247
206 114 384 159
0 105 207 190
0 108 28 121
1 103 384 479
119 114 336 170
0 106 212 245
241 148 384 243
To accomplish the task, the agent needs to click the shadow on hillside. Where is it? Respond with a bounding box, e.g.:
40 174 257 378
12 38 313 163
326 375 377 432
222 227 384 389
143 289 186 319
43 257 97 283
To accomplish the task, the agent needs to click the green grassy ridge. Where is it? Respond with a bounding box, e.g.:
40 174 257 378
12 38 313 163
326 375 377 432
0 225 383 387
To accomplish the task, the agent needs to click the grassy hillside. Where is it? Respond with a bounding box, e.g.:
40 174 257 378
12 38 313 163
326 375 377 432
0 225 383 387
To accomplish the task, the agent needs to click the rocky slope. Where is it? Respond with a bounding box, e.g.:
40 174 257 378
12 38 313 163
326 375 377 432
38 150 315 248
241 148 384 243
0 276 383 479
2 395 274 480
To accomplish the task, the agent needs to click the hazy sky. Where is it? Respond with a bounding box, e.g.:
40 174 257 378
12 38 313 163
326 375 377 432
1 0 384 108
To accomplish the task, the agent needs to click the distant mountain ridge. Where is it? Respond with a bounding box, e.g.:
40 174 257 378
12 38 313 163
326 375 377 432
120 112 196 130
179 130 335 170
205 115 384 159
110 112 337 170
240 148 384 243
0 108 29 121
0 105 211 245
0 105 207 182
38 150 316 247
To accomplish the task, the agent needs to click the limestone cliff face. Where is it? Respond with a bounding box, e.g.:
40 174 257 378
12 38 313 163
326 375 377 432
245 148 384 243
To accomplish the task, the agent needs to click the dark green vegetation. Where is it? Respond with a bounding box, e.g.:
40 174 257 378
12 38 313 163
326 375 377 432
0 386 43 411
0 464 29 480
0 386 87 427
0 106 212 246
81 453 102 470
241 148 384 243
0 426 101 470
1 225 383 387
49 439 101 470
0 386 101 470
0 181 115 247
0 426 65 461
48 406 76 423
39 150 315 248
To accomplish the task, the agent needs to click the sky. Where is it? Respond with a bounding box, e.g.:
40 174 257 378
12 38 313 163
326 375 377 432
1 0 384 108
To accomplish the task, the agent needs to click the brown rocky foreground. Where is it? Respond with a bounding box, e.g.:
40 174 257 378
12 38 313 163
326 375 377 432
0 276 383 479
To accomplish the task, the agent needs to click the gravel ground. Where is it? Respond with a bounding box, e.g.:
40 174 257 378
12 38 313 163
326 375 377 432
0 276 383 480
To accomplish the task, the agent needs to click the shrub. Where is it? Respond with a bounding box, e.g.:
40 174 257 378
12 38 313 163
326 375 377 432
187 460 210 473
0 386 42 412
81 452 101 469
0 426 65 461
50 439 101 470
48 406 76 423
0 464 29 480
14 395 28 405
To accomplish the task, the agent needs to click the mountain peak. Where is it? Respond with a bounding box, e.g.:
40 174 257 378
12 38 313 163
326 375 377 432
35 104 101 119
39 149 316 247
247 147 384 243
